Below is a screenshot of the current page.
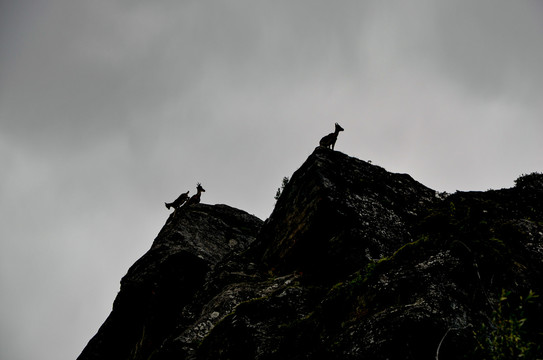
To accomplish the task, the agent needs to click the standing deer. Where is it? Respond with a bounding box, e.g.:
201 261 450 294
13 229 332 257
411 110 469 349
319 123 344 150
185 183 205 207
165 190 190 210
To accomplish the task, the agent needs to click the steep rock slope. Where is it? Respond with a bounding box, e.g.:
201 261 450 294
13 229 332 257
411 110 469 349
78 148 543 360
251 147 437 280
77 204 263 360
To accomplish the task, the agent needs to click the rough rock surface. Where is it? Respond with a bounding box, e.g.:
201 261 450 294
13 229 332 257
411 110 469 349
78 147 543 360
77 204 263 360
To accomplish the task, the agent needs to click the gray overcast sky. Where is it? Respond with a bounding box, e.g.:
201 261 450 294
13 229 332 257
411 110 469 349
1 1 542 359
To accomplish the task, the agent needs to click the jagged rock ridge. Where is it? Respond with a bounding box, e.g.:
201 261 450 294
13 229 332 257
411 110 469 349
78 147 543 360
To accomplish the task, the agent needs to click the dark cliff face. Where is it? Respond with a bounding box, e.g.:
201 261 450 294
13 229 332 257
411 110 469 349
77 204 263 360
78 148 543 360
251 147 437 281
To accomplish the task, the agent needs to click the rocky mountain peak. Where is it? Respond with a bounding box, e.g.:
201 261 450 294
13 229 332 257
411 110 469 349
252 147 438 281
78 148 543 360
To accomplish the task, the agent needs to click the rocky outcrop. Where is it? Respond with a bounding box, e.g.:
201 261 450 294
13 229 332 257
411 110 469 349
251 147 438 281
78 147 543 360
77 204 263 360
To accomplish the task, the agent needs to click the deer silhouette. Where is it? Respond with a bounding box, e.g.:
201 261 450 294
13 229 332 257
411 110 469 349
165 190 190 210
184 183 205 207
319 123 344 150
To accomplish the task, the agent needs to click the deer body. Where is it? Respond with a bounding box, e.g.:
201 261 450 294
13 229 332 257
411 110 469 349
165 190 189 210
185 183 205 207
319 123 344 150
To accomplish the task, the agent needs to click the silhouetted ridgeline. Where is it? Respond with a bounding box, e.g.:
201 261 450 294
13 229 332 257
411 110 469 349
78 147 543 360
